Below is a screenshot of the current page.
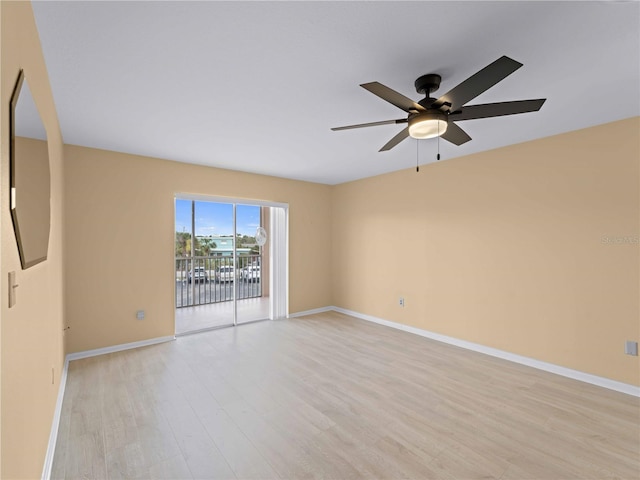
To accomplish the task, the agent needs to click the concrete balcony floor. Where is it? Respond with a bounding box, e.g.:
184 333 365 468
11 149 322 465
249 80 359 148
175 296 270 335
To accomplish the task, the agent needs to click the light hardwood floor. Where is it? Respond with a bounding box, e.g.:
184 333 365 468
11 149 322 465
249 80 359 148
52 312 640 479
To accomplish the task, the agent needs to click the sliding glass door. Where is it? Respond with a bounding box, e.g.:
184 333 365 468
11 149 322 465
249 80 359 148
175 196 287 334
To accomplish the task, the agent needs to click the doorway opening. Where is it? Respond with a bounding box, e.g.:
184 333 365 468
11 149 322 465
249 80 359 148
174 195 288 335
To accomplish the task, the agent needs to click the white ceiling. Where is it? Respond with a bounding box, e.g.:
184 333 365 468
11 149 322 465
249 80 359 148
32 1 639 185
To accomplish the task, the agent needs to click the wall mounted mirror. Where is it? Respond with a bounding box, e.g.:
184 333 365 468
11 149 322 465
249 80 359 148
10 70 51 269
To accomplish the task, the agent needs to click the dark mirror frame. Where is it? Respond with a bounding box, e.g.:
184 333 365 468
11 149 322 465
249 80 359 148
9 69 51 269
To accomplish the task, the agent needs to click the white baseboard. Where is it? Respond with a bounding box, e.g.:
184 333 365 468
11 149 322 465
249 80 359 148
288 306 334 318
41 356 69 480
330 306 640 398
66 335 175 362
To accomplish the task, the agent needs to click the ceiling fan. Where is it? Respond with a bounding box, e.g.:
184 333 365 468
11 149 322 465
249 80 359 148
332 56 546 152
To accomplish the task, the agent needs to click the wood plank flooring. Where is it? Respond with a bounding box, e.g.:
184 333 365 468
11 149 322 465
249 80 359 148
51 312 640 479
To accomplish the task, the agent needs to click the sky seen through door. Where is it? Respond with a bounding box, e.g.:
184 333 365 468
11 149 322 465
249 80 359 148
175 200 260 236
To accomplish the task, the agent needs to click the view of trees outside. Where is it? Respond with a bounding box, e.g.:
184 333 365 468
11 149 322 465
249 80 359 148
175 232 259 257
175 232 221 257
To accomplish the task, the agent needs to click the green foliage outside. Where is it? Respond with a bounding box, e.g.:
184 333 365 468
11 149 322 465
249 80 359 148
175 232 218 257
175 232 259 257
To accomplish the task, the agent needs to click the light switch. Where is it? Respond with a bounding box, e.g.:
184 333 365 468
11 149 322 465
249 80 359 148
8 271 19 308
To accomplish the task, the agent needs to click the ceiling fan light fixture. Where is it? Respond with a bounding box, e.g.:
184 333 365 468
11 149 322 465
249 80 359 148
408 112 448 139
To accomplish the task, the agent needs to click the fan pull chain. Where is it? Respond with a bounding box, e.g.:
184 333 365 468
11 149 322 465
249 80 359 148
437 123 441 161
416 140 419 172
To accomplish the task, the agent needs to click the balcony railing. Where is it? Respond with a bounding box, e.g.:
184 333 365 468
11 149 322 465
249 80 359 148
176 254 262 308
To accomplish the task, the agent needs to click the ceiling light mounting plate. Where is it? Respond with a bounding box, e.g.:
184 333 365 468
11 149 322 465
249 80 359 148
414 74 442 95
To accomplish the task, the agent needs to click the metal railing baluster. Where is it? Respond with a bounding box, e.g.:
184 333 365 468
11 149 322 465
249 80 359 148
176 254 262 308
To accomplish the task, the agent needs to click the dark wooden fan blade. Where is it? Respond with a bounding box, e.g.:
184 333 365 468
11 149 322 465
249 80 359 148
450 99 546 121
379 127 410 151
331 118 408 131
433 56 523 112
441 122 471 146
361 82 425 113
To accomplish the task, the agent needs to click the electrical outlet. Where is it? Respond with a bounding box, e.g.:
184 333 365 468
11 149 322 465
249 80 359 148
625 341 638 356
399 297 405 307
136 310 145 320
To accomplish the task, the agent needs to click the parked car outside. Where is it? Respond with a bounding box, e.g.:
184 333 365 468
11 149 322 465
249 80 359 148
215 265 235 282
242 265 261 282
188 266 208 283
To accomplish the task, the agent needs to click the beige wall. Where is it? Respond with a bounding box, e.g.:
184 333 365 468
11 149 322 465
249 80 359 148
332 117 640 386
1 2 65 478
64 145 332 353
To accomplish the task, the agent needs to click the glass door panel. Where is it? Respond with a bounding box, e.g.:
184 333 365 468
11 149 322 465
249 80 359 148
175 200 235 333
235 204 269 324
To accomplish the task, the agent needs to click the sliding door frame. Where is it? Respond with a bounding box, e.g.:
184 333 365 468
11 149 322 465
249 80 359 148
174 193 289 329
